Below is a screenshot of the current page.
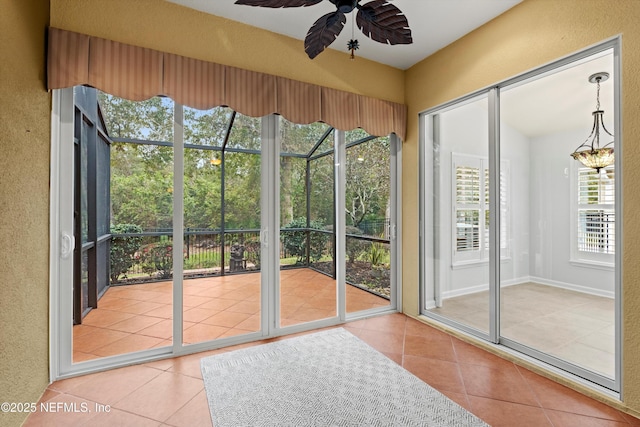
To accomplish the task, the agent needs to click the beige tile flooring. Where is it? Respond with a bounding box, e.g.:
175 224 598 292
25 313 640 427
74 268 389 362
429 282 615 377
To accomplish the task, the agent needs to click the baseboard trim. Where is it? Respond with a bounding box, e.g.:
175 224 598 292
439 276 613 300
529 276 614 299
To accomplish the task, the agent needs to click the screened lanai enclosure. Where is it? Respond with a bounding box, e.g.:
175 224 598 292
102 92 392 289
70 86 397 363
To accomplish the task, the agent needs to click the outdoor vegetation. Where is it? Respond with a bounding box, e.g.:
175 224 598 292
101 92 392 297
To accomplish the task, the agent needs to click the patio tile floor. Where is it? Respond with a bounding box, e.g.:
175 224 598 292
26 313 640 426
73 268 389 362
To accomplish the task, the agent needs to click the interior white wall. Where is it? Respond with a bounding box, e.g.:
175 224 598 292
527 127 614 296
436 101 488 298
433 100 613 300
435 100 530 299
500 120 531 286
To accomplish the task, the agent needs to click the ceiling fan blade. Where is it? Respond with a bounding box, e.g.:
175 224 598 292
304 11 346 59
356 0 412 45
234 0 322 7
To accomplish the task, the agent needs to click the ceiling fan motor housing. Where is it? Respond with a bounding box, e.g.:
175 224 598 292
331 0 358 13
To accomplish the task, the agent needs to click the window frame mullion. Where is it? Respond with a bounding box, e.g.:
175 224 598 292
488 86 500 345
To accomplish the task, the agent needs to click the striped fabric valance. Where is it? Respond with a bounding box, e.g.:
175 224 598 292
47 27 406 140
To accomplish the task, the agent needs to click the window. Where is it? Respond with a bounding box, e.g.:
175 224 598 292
452 154 509 264
577 166 615 255
454 160 481 254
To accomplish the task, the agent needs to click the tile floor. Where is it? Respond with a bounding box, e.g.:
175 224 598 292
429 282 615 378
25 313 640 426
74 268 390 362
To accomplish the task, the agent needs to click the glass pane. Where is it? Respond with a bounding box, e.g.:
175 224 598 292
280 118 330 155
74 93 174 362
280 120 336 327
456 209 480 252
80 123 89 244
184 106 233 147
99 93 174 142
424 94 490 334
226 114 261 150
309 154 334 228
182 143 261 345
280 156 307 228
110 143 174 230
311 129 334 157
81 249 89 315
500 50 615 378
96 133 110 237
345 136 392 313
183 147 223 275
345 128 372 144
224 152 261 231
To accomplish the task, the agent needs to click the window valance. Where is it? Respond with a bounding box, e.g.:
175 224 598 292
47 27 406 140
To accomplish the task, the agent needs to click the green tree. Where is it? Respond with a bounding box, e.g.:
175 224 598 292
345 137 391 227
309 154 335 226
101 91 390 242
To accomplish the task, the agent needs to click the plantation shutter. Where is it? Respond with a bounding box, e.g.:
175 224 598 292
453 154 509 264
484 169 490 252
577 167 615 254
454 157 481 255
484 167 509 252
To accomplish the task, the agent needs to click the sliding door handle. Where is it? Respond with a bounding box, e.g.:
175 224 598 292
61 233 74 259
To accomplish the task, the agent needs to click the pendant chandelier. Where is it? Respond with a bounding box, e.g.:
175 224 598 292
570 72 614 172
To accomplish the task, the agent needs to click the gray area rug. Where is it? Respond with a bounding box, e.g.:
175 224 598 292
201 328 489 426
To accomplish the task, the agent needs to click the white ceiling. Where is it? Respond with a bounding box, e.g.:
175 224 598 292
166 0 523 70
165 0 614 137
500 52 614 138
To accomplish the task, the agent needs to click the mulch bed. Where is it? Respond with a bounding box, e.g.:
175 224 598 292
313 261 391 298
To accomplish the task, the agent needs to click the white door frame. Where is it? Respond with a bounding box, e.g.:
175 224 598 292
50 95 401 380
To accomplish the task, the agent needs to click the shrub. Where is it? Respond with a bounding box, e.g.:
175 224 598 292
244 236 261 268
345 226 367 264
282 218 330 263
140 240 173 279
368 241 386 266
109 223 143 283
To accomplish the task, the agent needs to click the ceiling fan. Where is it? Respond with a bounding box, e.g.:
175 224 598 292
234 0 413 59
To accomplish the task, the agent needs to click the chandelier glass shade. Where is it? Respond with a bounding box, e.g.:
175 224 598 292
570 72 614 172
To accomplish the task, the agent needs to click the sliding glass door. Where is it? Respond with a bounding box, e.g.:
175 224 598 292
422 93 491 336
420 42 620 391
278 118 337 328
53 92 400 378
499 51 616 383
181 108 263 346
345 131 397 314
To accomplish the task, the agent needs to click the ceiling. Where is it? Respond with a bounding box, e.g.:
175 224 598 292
500 52 614 139
166 0 523 70
165 0 614 138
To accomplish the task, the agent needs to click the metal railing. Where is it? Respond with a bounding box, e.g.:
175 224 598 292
110 228 392 300
110 229 262 283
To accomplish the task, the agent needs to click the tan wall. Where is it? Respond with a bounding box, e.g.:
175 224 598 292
4 0 640 425
49 0 405 104
0 0 51 426
403 0 640 413
0 2 404 426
